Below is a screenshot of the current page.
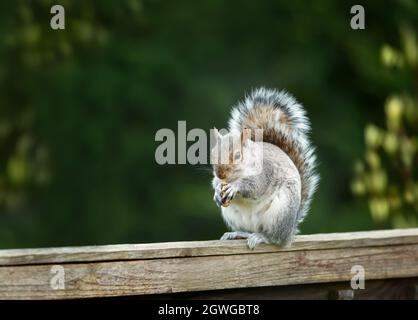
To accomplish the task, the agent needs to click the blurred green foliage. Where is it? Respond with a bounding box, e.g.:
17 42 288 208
0 0 417 248
352 25 418 227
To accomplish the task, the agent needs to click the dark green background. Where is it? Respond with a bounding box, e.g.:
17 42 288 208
0 0 416 248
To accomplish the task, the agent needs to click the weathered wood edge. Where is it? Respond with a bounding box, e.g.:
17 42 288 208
1 242 417 299
0 228 418 266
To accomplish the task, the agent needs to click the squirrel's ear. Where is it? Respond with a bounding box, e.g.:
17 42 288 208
213 127 219 137
211 127 220 146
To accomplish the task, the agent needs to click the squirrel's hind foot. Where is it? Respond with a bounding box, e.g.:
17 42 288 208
247 233 269 249
220 231 251 240
221 232 270 249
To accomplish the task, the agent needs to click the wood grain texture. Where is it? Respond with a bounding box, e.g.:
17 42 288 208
0 241 417 299
1 228 418 266
145 278 418 300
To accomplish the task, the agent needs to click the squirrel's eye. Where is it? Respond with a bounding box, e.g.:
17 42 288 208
234 151 241 160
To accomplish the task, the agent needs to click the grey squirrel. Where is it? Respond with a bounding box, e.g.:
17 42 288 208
211 87 319 249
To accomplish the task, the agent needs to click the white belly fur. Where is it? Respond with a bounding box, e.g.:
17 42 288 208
221 192 284 233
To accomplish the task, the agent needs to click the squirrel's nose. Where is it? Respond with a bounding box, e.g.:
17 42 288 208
216 168 227 180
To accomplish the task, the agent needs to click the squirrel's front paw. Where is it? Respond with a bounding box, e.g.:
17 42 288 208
213 182 238 207
213 191 223 207
221 183 237 207
213 183 223 207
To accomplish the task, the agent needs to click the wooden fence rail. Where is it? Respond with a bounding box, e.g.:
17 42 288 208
1 228 418 299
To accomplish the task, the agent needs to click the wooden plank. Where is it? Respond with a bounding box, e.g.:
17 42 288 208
1 228 418 266
1 242 417 299
154 278 418 300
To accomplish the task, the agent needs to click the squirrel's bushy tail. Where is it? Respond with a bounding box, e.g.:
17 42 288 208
228 87 319 224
